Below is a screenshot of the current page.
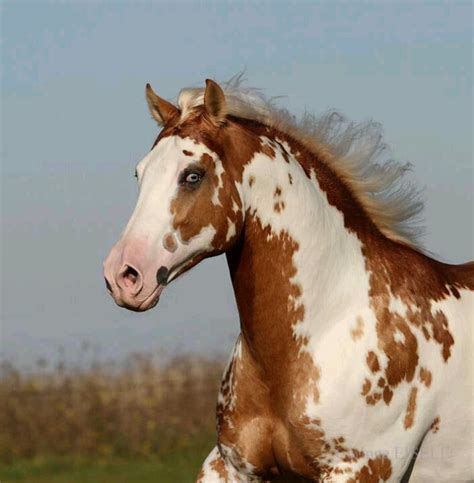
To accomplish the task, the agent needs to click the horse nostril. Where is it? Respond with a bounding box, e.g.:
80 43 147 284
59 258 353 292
122 265 140 288
156 266 169 286
105 277 112 293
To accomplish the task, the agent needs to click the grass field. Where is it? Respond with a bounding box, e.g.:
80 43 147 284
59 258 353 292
0 352 223 482
0 443 213 482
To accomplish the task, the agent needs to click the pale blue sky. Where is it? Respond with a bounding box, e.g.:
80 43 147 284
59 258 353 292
1 1 472 365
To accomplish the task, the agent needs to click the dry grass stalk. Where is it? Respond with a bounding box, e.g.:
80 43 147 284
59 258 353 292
0 353 223 462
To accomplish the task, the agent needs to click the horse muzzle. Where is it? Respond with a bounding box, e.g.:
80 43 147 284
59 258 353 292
103 238 171 312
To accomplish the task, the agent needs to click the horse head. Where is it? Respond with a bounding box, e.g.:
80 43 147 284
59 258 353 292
103 80 246 311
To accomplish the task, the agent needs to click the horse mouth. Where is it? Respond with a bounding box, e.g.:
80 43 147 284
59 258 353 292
138 284 165 311
116 251 208 313
118 284 165 312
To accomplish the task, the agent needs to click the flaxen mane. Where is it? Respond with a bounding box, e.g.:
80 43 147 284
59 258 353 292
176 74 424 249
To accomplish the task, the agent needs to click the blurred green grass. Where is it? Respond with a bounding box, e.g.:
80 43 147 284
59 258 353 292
0 441 214 482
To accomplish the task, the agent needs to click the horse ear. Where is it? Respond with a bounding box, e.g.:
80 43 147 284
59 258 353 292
204 79 226 122
145 83 180 126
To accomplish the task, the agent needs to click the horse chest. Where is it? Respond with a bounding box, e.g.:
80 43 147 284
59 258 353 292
216 373 371 480
216 385 312 478
215 326 429 481
215 336 363 478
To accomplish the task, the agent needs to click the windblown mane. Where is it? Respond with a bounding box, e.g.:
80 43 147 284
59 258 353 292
177 74 424 249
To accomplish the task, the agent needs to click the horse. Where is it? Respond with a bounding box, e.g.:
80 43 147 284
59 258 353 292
103 77 473 482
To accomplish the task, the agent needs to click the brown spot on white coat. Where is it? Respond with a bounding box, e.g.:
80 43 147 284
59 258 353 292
261 143 276 159
419 367 432 387
430 416 440 433
366 351 380 373
351 316 364 340
162 232 177 253
404 387 418 429
347 455 392 483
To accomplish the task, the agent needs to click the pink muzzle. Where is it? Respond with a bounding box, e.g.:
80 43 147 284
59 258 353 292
103 238 168 312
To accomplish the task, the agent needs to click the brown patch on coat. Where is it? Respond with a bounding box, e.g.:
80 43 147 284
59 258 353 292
361 379 371 396
274 201 285 213
196 451 229 482
248 176 255 187
261 143 276 159
351 316 364 340
227 214 314 401
366 351 380 373
195 467 205 482
273 185 285 212
347 455 392 483
274 140 291 163
367 374 394 405
341 449 365 466
430 416 440 433
182 149 194 156
366 393 382 405
162 232 177 253
210 456 228 478
170 152 243 250
382 386 393 405
419 367 432 387
404 387 418 429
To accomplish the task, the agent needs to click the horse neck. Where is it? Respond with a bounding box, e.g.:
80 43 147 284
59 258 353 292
225 133 379 370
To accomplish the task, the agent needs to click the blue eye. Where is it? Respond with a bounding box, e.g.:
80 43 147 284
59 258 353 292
185 172 202 184
179 165 205 187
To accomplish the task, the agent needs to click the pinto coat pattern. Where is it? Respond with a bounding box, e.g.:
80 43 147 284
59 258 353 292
103 78 473 482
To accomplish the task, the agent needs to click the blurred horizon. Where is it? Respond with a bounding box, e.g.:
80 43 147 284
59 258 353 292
1 1 472 367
